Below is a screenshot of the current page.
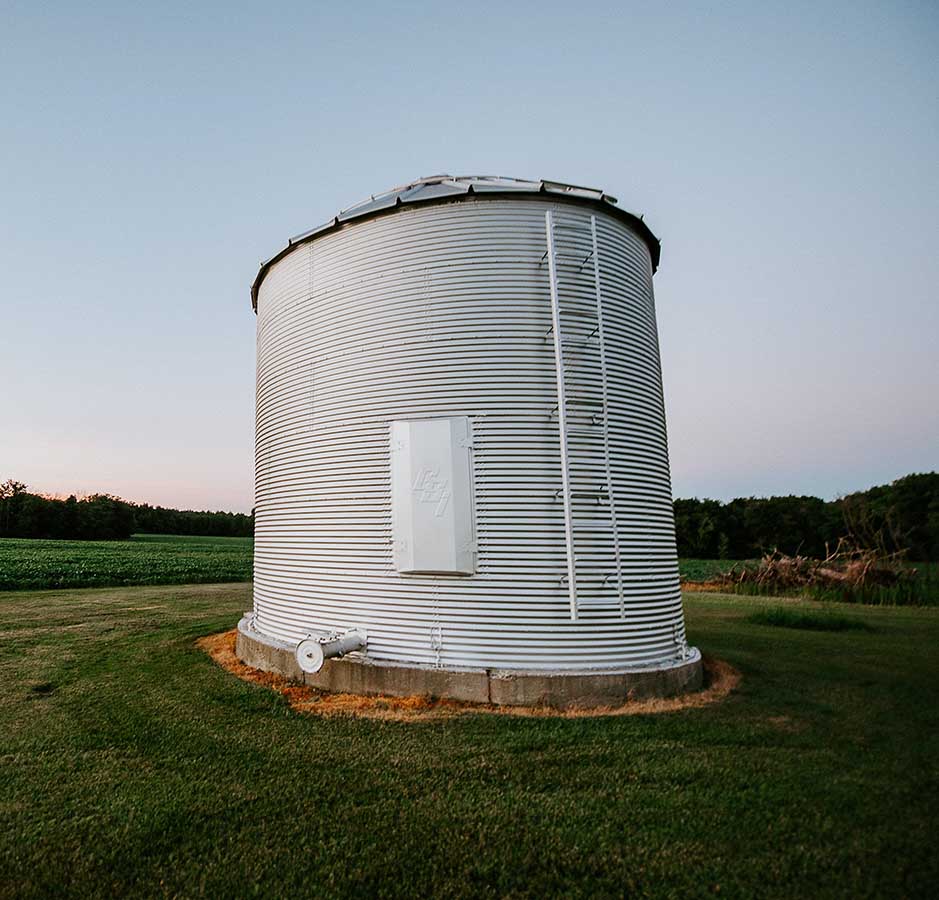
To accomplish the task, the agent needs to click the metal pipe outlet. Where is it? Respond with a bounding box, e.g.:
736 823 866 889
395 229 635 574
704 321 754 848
295 629 367 674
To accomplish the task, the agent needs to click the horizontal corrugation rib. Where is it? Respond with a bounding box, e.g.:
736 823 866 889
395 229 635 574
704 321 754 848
254 198 687 671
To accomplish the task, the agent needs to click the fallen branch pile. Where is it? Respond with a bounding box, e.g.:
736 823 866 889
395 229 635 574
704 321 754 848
719 539 917 593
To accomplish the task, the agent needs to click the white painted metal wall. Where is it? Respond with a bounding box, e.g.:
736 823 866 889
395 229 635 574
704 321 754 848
253 193 688 671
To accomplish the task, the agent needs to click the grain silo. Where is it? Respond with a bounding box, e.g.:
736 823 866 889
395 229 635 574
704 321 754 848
238 175 701 708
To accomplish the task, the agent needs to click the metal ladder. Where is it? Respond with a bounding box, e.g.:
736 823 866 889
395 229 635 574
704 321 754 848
544 209 625 621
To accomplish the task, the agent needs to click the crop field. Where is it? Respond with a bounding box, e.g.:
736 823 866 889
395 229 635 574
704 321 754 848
2 539 934 608
0 534 252 591
0 584 936 897
677 558 747 582
0 538 733 593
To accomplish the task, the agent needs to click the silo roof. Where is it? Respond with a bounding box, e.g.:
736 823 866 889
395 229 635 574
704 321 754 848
250 175 661 310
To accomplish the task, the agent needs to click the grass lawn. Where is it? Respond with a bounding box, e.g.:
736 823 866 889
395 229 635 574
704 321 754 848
1 585 936 897
0 534 252 591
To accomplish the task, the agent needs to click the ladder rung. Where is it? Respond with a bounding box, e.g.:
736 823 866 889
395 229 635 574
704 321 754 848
542 332 598 348
573 521 616 531
550 398 604 415
543 324 599 340
553 250 595 270
539 247 589 264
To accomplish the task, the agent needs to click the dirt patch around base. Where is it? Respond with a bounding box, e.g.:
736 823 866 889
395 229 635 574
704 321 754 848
197 630 740 721
682 580 734 593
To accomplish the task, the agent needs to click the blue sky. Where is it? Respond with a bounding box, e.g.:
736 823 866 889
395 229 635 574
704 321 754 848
1 0 936 512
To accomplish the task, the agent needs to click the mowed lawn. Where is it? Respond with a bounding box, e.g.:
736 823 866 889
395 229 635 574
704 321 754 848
0 534 253 590
1 585 936 897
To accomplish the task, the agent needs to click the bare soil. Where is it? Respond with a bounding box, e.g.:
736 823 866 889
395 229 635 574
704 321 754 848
681 580 733 593
197 630 739 721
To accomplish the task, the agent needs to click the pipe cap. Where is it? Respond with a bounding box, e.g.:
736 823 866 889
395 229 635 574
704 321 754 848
296 638 325 674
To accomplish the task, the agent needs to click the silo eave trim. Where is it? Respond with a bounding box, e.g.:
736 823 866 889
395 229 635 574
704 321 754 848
249 176 662 311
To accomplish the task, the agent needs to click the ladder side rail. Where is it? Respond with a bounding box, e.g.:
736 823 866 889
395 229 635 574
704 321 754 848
590 215 626 618
545 210 579 621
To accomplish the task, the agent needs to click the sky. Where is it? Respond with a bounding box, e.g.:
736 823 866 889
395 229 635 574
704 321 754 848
1 0 936 513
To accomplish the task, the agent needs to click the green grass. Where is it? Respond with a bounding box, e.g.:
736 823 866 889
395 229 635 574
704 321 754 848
745 606 873 632
1 585 936 897
0 534 252 591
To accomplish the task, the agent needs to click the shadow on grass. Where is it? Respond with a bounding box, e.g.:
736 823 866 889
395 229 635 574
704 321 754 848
745 606 874 632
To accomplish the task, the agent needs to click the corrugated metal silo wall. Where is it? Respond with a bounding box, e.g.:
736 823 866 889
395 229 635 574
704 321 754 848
254 198 686 670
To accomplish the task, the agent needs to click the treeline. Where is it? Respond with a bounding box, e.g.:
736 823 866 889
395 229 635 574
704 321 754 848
3 473 937 559
675 472 939 561
133 504 253 538
0 480 253 541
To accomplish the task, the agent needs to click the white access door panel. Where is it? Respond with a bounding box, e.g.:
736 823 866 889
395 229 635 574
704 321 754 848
391 417 475 575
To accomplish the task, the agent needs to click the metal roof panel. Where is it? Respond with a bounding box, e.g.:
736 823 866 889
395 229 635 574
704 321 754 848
252 175 661 309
